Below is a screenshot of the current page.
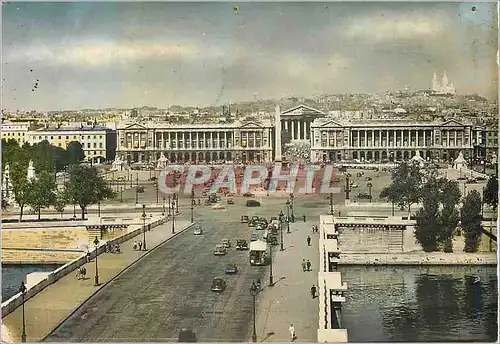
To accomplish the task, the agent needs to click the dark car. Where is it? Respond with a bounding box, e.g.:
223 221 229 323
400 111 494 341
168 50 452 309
241 215 249 223
178 329 197 342
242 192 254 197
356 193 372 200
225 263 238 274
246 200 261 207
236 239 249 250
211 277 227 292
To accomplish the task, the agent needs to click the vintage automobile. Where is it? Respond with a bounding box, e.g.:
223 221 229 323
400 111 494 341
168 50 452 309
236 239 249 250
211 277 227 292
178 328 197 342
270 216 278 222
267 235 278 246
246 200 260 207
248 220 256 227
255 223 266 231
242 192 254 197
227 198 235 205
356 193 372 200
225 263 238 274
241 215 249 223
250 232 259 241
213 244 227 256
212 203 226 210
222 239 231 248
193 226 203 235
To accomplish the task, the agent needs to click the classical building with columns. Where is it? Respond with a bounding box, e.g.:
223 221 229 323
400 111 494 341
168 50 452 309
115 120 274 164
310 118 474 163
280 105 326 141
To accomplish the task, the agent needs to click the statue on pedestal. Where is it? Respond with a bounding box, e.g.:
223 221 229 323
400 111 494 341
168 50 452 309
156 153 168 170
27 160 37 181
2 164 15 206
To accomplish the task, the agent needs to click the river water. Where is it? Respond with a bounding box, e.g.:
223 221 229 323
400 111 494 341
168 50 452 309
1 264 61 301
339 266 498 342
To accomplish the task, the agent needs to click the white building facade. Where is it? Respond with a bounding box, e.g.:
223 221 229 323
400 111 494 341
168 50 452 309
115 120 274 164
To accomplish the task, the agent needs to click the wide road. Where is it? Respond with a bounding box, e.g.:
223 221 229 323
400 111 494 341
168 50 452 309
44 205 272 342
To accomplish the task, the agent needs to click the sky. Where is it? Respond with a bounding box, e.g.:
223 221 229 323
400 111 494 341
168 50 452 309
2 2 498 111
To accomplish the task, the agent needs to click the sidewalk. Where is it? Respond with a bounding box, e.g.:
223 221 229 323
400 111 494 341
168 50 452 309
254 221 319 342
1 217 194 343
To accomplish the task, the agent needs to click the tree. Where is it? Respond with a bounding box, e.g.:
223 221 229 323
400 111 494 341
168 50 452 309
414 173 441 252
65 165 114 219
483 174 498 210
380 162 423 214
437 179 461 252
53 189 68 219
284 140 311 163
9 161 30 221
461 190 483 252
25 171 57 220
66 141 85 165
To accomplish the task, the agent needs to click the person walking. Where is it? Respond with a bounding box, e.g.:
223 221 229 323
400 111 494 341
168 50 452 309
301 259 307 272
138 241 142 250
289 324 296 341
310 285 317 299
306 260 311 271
303 215 306 222
307 236 311 246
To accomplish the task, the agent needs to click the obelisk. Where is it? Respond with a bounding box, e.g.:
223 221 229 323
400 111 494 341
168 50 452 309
274 104 282 163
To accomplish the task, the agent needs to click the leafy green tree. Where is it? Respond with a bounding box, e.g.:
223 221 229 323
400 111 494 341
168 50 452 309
66 141 85 165
461 190 483 252
483 174 498 210
25 171 57 220
437 179 461 252
414 173 441 252
9 161 30 221
380 162 423 214
53 189 68 218
65 165 114 219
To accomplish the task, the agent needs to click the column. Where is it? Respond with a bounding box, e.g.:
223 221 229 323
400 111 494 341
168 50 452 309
291 120 296 140
446 130 450 147
386 130 390 148
364 130 367 148
454 130 457 147
326 131 330 147
423 130 426 147
333 131 337 147
284 120 288 132
303 121 307 140
371 130 375 148
400 130 404 147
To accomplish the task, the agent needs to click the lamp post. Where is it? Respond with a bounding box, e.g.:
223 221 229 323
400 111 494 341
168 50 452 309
93 236 100 286
175 193 179 213
135 186 139 204
345 173 351 200
268 242 274 286
156 183 159 204
171 200 176 234
141 204 147 250
481 186 485 218
19 281 27 342
289 193 295 222
250 281 259 342
190 190 194 223
329 193 334 215
73 204 76 218
136 172 139 187
279 210 284 251
120 186 123 203
97 201 101 217
162 196 166 215
168 196 172 216
367 182 373 203
285 200 291 233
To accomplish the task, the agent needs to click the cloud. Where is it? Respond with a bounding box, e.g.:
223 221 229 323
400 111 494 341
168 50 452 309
5 41 222 67
345 15 445 41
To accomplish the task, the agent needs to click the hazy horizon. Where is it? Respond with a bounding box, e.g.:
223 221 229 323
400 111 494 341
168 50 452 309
2 2 498 112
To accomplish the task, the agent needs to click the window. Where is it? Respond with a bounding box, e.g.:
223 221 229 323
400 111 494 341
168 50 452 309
66 136 69 139
58 136 61 139
99 143 103 148
87 143 91 148
93 142 96 148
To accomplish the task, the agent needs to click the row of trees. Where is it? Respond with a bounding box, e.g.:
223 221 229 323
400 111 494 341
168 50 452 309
3 162 114 221
380 162 498 252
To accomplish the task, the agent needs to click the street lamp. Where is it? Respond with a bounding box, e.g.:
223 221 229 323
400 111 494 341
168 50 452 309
168 196 172 216
279 210 284 251
345 174 351 200
19 281 27 342
190 190 195 223
171 200 176 234
97 201 101 217
142 204 147 250
93 236 100 286
328 193 334 215
481 186 485 218
250 281 259 342
120 186 123 203
367 182 373 203
135 186 139 204
289 193 295 222
175 193 179 213
162 196 166 215
156 183 159 204
285 200 291 233
268 242 274 286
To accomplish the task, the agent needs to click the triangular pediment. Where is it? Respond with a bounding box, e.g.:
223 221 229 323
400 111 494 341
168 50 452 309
320 119 344 128
440 119 465 127
239 121 262 129
123 122 148 130
282 104 326 117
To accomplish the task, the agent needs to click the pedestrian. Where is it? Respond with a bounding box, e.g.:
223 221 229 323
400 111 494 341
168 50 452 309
138 241 142 250
289 324 296 341
133 241 138 250
307 236 311 246
86 250 90 263
301 259 307 272
310 285 317 299
306 260 311 271
303 214 306 222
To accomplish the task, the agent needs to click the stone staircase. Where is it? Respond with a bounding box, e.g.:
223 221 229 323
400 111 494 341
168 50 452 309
338 227 403 253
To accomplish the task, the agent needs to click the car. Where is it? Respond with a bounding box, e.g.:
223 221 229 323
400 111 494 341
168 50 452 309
241 215 249 223
225 263 238 274
356 193 372 200
227 198 235 205
250 232 259 241
222 239 231 248
255 223 266 230
213 245 227 255
365 176 372 181
178 328 197 342
246 200 260 207
242 192 254 197
211 277 227 292
251 216 259 221
248 220 256 227
267 236 278 245
351 184 358 188
236 239 249 250
193 226 203 235
270 216 277 222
